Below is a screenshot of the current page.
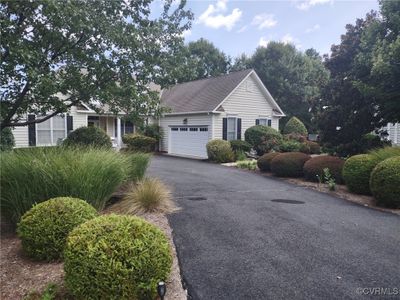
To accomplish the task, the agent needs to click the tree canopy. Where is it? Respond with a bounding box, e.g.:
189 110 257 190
0 0 193 129
232 42 329 131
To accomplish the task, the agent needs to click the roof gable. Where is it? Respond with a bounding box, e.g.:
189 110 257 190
160 69 253 113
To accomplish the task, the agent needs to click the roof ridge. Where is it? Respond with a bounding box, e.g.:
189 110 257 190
166 68 253 89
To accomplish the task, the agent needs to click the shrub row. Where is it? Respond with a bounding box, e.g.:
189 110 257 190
17 197 172 299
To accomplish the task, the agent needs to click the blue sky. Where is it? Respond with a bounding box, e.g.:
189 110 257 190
163 0 379 57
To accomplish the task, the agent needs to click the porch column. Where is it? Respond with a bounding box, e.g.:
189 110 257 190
117 117 122 148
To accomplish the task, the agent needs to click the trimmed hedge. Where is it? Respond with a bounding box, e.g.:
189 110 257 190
230 140 252 153
342 154 379 194
206 139 234 163
303 156 344 183
63 126 112 149
307 141 321 154
122 134 157 152
64 214 172 299
17 197 97 261
370 157 400 208
244 125 282 155
257 152 280 172
271 152 311 177
283 117 308 136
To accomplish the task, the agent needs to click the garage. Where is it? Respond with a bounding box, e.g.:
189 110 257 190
169 126 209 158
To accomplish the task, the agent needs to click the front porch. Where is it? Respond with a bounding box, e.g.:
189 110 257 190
87 115 135 148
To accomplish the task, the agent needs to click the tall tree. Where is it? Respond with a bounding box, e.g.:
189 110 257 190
233 42 329 131
159 38 231 85
0 0 193 129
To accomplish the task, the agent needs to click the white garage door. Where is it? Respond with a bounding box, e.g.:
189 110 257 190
169 126 209 158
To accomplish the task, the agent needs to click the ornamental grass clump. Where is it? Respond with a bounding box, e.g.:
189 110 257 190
64 214 172 300
115 178 177 215
0 147 150 225
17 197 97 261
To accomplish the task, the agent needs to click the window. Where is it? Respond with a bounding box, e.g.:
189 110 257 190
171 127 179 131
200 127 208 132
190 127 198 132
180 127 188 131
37 116 67 146
258 118 271 127
227 117 237 141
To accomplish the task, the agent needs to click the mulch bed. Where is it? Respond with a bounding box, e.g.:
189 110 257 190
0 209 186 300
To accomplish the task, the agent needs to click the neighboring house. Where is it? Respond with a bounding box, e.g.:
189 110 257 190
383 123 400 145
11 69 285 158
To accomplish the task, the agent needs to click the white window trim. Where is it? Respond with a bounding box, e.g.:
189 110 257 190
36 116 68 146
258 117 272 126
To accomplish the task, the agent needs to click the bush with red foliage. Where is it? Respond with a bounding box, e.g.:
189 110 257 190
303 155 345 183
270 152 311 177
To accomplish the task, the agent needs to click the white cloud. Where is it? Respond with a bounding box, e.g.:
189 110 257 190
251 14 277 30
259 37 270 47
305 24 320 33
237 25 248 33
198 0 242 31
296 0 332 11
281 34 302 49
181 29 191 38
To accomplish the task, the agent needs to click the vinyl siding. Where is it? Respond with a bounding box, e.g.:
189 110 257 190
12 120 29 148
69 106 88 130
159 114 212 152
213 74 280 140
385 123 400 145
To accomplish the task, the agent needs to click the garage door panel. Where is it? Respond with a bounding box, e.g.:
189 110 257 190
169 126 209 158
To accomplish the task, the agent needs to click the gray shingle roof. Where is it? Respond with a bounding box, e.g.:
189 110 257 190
161 69 253 113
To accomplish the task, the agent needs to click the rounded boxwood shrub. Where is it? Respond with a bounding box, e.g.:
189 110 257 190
0 127 15 151
64 214 172 300
342 154 379 194
370 157 400 208
63 126 112 149
307 141 321 154
206 139 234 163
244 125 282 155
257 152 280 172
271 152 311 177
278 140 301 153
17 197 97 261
122 134 157 152
230 140 252 153
283 117 308 136
303 156 345 183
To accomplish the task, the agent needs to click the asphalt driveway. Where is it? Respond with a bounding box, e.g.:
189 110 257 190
148 155 400 300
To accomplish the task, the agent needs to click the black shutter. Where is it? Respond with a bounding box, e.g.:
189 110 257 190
256 119 260 125
268 119 272 127
222 118 227 140
237 118 242 140
28 114 36 146
114 118 117 137
67 116 73 133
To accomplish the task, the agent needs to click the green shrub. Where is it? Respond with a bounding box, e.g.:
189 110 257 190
0 148 148 225
284 133 307 143
235 150 247 161
140 124 163 142
230 140 252 153
206 139 234 163
370 157 400 208
278 140 301 152
368 146 400 161
17 197 97 260
236 160 257 170
0 127 15 151
64 214 172 300
342 154 379 194
270 152 311 177
307 141 321 154
283 117 308 136
244 125 282 155
63 126 112 149
303 156 344 183
299 142 311 154
122 134 157 152
257 152 280 172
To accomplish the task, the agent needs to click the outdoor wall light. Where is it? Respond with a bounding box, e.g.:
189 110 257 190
157 281 166 300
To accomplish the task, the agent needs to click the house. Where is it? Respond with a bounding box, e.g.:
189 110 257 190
383 123 400 145
11 69 285 158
